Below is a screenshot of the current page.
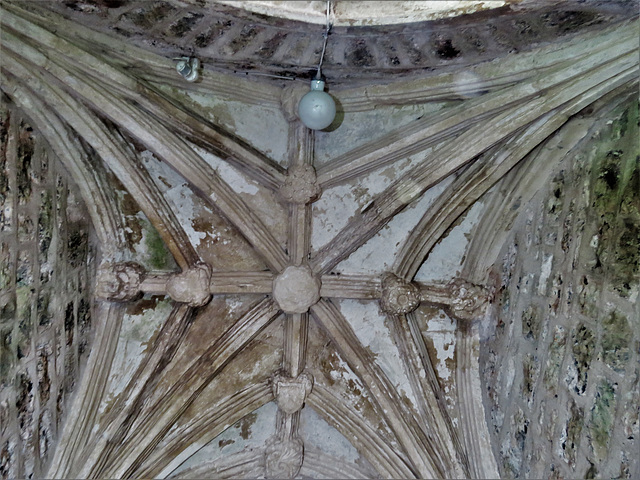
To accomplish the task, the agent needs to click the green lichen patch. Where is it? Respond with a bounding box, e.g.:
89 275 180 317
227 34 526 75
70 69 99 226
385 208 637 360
38 191 53 257
610 160 640 298
589 380 616 463
563 399 584 467
569 323 595 395
600 311 631 373
16 122 34 205
521 304 542 341
522 353 540 407
544 326 566 392
143 222 173 271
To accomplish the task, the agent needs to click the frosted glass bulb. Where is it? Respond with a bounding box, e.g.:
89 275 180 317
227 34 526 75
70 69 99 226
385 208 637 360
298 80 336 130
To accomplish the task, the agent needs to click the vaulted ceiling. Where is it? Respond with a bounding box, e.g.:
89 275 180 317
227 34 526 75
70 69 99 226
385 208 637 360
0 0 637 478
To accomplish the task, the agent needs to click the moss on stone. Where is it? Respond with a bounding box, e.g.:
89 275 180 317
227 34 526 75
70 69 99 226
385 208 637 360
601 311 631 373
562 399 584 466
521 304 541 341
569 323 595 395
590 380 616 462
544 326 566 392
38 191 53 257
143 223 172 271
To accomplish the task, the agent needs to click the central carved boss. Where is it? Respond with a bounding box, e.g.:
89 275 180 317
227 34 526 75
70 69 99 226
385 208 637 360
273 264 321 314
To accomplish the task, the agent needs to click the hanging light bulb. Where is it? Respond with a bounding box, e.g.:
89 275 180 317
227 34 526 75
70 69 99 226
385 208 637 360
298 1 336 130
298 79 336 130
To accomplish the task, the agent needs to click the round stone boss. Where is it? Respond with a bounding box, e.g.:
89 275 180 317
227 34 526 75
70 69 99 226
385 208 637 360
273 264 321 314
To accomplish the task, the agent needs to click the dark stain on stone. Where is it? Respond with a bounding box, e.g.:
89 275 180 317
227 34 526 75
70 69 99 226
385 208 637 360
65 301 75 346
346 39 376 67
17 123 34 205
257 32 288 59
227 25 261 54
541 10 601 34
561 399 584 466
435 39 460 59
37 345 51 404
169 12 204 38
521 304 541 341
237 411 257 440
218 438 235 448
125 2 176 30
600 155 620 190
570 323 595 395
601 311 631 373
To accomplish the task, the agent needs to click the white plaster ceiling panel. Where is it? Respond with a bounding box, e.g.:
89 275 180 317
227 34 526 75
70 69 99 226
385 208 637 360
415 200 487 282
314 103 451 166
171 402 278 476
180 90 290 168
335 299 420 411
333 175 454 274
99 298 174 417
141 148 270 270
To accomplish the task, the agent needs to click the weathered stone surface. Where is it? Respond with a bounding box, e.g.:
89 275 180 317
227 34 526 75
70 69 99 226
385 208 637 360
271 372 313 414
264 436 304 479
273 264 320 314
380 273 420 315
165 262 212 307
278 164 321 205
95 261 145 302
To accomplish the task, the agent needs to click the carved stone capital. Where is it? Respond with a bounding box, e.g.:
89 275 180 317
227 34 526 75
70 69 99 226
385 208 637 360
273 264 321 314
95 262 145 302
265 436 304 479
166 262 212 307
272 372 313 414
447 279 490 321
278 164 321 205
379 273 421 315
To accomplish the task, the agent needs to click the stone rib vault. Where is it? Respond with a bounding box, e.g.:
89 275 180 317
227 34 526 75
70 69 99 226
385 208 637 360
0 1 638 479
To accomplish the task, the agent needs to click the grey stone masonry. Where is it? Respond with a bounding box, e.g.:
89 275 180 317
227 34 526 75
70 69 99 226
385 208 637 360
0 104 96 479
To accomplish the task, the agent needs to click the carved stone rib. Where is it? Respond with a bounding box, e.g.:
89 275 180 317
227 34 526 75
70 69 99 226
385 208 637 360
3 1 282 107
283 314 309 378
318 21 638 189
169 450 264 480
81 299 281 479
69 304 193 478
320 274 381 299
46 303 125 479
335 20 634 111
210 271 274 294
130 86 286 192
310 299 443 479
0 74 127 256
4 2 286 191
405 310 472 475
137 382 273 479
461 86 637 285
0 10 289 272
310 41 637 275
387 313 469 478
395 78 638 280
455 321 500 479
307 384 416 479
2 47 199 269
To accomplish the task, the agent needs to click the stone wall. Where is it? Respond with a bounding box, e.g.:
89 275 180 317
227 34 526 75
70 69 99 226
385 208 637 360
481 96 639 479
0 105 96 479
